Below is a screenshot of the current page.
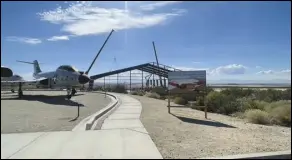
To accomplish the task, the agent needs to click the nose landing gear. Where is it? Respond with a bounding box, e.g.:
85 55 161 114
66 88 77 99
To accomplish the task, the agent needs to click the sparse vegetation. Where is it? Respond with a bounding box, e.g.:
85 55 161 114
196 96 205 106
174 97 187 105
244 109 271 125
132 86 290 127
131 91 138 95
145 92 161 99
203 88 291 126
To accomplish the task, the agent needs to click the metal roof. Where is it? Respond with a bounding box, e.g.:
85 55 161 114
90 62 180 80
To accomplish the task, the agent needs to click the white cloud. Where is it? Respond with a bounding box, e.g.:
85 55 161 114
281 69 291 73
257 70 274 75
171 64 247 75
140 1 181 11
211 64 247 75
6 36 42 45
256 66 262 69
37 1 186 36
47 35 69 41
257 69 291 75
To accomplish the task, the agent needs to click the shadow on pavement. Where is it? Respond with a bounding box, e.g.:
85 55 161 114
1 94 85 107
170 113 236 128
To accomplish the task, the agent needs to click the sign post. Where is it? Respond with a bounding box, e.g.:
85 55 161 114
77 103 80 117
167 90 170 114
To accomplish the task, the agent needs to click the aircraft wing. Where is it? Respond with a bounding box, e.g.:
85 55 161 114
1 77 46 84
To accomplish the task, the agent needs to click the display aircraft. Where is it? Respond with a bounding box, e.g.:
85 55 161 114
1 66 13 77
1 29 114 99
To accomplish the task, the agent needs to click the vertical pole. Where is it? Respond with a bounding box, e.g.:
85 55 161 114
142 70 144 90
130 70 132 92
168 90 170 114
152 41 163 87
204 81 207 119
152 74 155 87
104 77 106 98
164 65 167 88
77 103 80 117
117 73 119 86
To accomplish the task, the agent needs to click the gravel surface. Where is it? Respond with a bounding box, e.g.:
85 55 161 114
130 95 291 159
1 91 111 134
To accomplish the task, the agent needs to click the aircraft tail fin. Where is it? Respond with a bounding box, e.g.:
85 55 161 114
17 60 42 76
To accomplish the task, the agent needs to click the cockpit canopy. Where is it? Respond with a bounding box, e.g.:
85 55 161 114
57 65 79 72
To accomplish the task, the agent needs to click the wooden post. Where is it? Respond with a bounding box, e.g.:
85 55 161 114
204 88 207 119
77 103 80 117
168 90 170 114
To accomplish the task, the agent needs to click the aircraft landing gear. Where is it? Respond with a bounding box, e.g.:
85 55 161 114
66 88 72 99
18 82 23 98
66 88 76 99
72 88 76 96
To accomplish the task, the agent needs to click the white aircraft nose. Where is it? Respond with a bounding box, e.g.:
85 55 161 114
78 74 90 84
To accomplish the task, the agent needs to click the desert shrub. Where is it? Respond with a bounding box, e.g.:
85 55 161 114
282 88 291 100
151 87 168 96
241 88 255 97
181 93 197 101
269 104 291 126
253 89 290 102
174 97 188 105
221 88 244 98
230 112 245 119
137 92 144 96
206 86 214 94
205 91 243 115
131 91 138 95
145 92 161 99
244 109 271 125
242 99 267 111
196 96 205 106
262 100 291 126
159 95 166 100
205 91 226 112
192 105 205 111
219 98 241 115
264 100 290 112
112 84 127 93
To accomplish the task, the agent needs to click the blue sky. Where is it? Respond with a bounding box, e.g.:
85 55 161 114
1 1 291 83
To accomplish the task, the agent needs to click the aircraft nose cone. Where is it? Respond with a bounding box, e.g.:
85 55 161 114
78 74 90 84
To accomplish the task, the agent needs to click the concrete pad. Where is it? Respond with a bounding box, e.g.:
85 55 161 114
114 108 142 114
125 128 149 134
1 132 45 159
3 130 162 159
102 119 144 129
119 105 141 108
107 113 141 120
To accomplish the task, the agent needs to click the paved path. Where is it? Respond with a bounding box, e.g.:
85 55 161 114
1 93 162 159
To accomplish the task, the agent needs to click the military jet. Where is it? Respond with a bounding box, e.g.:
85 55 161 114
1 29 114 99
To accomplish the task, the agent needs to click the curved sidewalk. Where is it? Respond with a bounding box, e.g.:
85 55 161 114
1 93 163 159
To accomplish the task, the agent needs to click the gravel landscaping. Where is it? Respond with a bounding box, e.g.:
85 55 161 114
130 95 291 159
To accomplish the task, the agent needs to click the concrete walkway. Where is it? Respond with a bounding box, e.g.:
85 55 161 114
102 94 145 130
1 93 163 159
